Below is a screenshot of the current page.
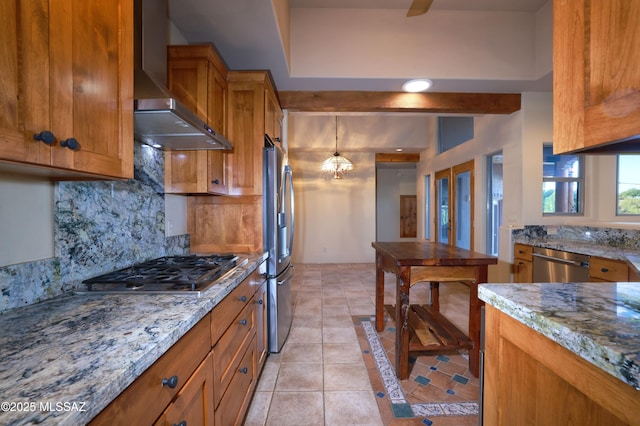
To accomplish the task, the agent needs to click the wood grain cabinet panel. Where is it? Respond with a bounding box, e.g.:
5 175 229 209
513 244 533 283
484 305 639 425
165 44 228 194
154 353 214 426
0 0 133 179
553 0 640 153
589 257 629 282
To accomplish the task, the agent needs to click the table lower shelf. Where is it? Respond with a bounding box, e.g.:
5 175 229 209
385 304 473 352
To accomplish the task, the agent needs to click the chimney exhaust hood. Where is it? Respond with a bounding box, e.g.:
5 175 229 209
134 0 232 150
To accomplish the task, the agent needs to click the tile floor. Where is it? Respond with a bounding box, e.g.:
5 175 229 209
244 263 472 426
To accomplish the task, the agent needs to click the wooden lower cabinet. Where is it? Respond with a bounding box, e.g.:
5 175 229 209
89 263 268 425
89 315 211 426
513 243 533 283
484 305 640 426
589 256 629 282
154 353 214 426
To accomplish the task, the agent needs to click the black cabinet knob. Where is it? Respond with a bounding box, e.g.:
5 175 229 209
239 367 248 374
239 319 247 326
161 375 179 389
173 422 186 426
601 268 609 273
212 179 220 185
33 131 56 145
60 138 80 151
238 295 247 302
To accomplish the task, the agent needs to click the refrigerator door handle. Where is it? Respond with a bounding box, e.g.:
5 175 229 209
277 264 295 285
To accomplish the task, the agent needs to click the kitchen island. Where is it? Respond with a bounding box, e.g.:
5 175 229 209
372 241 497 379
479 282 640 425
0 253 267 426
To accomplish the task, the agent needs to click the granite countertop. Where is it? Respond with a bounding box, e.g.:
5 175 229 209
479 282 640 391
512 236 640 272
0 253 267 426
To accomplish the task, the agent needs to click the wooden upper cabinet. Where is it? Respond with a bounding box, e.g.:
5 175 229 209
265 85 283 142
165 44 228 194
553 0 640 154
0 0 134 179
226 71 278 196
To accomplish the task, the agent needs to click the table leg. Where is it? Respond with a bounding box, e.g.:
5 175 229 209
468 265 488 377
396 266 411 380
375 252 385 332
430 282 440 312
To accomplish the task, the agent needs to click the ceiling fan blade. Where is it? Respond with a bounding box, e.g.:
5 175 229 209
406 0 434 17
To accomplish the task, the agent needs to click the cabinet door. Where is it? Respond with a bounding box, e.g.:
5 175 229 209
226 78 265 196
553 0 640 153
254 281 268 370
0 0 52 165
166 46 227 194
154 353 214 426
0 0 133 179
265 85 282 142
514 259 533 283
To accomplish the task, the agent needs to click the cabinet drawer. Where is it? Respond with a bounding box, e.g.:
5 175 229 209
213 301 256 407
514 244 533 261
589 257 628 282
214 337 256 426
90 314 211 425
210 267 262 343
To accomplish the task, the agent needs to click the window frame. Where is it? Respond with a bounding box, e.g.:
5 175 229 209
616 154 640 216
542 144 585 216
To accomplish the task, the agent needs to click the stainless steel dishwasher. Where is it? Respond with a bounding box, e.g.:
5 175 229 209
532 247 590 282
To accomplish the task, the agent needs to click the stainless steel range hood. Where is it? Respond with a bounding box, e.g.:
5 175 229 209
134 0 232 150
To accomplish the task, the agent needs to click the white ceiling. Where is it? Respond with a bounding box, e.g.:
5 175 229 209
168 0 553 94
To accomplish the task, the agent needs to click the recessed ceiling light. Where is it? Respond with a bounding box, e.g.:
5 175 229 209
402 79 433 92
396 148 404 152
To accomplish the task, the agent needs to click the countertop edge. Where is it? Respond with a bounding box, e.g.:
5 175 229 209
478 284 639 391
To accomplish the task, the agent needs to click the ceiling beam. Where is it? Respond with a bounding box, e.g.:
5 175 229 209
277 91 521 114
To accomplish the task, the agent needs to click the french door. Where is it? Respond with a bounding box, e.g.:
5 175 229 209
435 160 474 250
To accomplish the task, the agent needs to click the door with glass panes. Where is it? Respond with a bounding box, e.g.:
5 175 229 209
435 160 474 250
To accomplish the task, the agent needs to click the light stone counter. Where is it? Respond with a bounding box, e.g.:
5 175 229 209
479 282 640 391
0 253 267 425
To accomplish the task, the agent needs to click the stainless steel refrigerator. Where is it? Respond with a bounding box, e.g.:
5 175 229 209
264 134 294 353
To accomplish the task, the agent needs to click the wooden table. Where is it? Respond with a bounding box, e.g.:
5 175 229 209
372 242 497 379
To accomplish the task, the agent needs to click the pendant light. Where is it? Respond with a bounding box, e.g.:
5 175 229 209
320 116 354 179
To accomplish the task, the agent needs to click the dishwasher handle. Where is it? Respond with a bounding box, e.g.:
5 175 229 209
532 252 590 268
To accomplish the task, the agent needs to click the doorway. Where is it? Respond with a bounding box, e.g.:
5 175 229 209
375 153 420 242
435 160 474 250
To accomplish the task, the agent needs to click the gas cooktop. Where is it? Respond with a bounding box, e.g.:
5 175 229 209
81 254 246 295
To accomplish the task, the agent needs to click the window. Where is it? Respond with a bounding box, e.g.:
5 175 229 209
486 152 503 256
438 116 474 153
542 145 583 215
617 155 640 215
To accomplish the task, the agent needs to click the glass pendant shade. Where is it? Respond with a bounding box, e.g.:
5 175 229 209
321 116 354 179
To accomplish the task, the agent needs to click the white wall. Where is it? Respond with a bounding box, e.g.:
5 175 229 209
0 172 54 265
288 150 376 263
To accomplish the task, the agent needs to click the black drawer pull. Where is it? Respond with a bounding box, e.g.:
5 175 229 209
238 295 247 302
212 179 219 184
162 375 179 389
239 319 247 326
60 138 80 151
173 422 186 426
34 130 56 145
601 268 609 273
239 367 248 374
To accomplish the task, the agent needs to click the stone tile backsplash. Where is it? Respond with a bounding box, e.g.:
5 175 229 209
0 143 189 313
